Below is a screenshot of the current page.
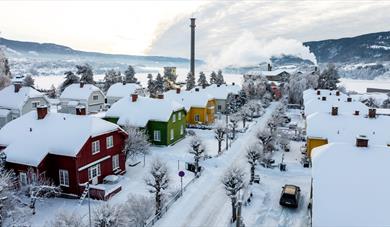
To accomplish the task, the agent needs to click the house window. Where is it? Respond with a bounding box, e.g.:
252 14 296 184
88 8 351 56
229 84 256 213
218 105 222 111
180 125 184 135
194 114 200 122
106 136 114 149
31 173 37 184
172 114 176 123
93 95 99 101
32 101 40 109
92 140 100 155
178 112 182 120
170 129 174 141
88 164 101 180
19 172 27 185
154 130 161 142
112 154 119 170
59 169 69 187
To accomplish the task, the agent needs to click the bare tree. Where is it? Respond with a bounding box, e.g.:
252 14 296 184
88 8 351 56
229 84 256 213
246 144 263 184
214 122 226 154
229 114 239 140
221 166 246 222
48 210 86 227
23 75 35 88
122 194 154 227
239 108 249 128
93 203 127 227
188 136 206 177
145 159 169 215
256 128 275 153
124 125 150 165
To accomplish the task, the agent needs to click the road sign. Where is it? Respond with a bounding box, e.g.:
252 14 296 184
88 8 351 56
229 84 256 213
178 170 185 177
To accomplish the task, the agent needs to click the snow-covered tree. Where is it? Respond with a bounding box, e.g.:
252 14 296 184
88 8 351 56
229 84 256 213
154 73 164 94
23 75 35 88
188 136 205 177
124 125 150 165
163 67 177 83
145 159 169 215
76 64 94 84
226 93 242 114
0 167 17 225
122 194 154 227
246 144 263 184
124 65 137 83
48 85 57 99
318 64 339 90
103 69 122 91
245 100 262 120
93 203 127 227
216 70 225 85
362 97 380 108
238 107 249 128
256 128 275 152
49 211 86 227
210 71 218 85
0 48 12 90
382 93 390 108
242 74 268 99
221 166 246 222
229 114 239 140
147 74 155 96
197 71 209 88
186 72 195 91
61 71 79 92
214 122 226 154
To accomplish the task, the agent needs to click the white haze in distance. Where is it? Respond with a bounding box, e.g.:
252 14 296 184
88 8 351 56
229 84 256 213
205 32 317 69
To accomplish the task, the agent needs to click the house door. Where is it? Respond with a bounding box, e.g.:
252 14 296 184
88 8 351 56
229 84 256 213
89 165 99 185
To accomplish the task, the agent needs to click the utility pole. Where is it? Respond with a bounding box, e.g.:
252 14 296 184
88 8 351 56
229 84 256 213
87 183 91 227
236 200 242 227
190 18 196 76
226 113 229 150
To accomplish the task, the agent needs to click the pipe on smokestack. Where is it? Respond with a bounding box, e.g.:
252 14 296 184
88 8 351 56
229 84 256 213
190 18 196 77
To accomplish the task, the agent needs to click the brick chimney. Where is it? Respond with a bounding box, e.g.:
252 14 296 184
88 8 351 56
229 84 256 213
347 97 352 102
336 91 340 96
131 94 138 102
195 88 199 92
80 82 84 88
14 83 22 93
217 84 221 88
176 88 181 94
331 107 338 116
368 108 376 118
267 63 272 71
37 105 48 120
157 94 164 99
322 96 326 101
232 82 235 86
122 80 126 85
356 135 368 147
76 105 86 115
316 90 320 95
354 110 360 116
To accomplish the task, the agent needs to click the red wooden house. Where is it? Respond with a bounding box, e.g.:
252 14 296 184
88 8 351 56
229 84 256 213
0 105 127 199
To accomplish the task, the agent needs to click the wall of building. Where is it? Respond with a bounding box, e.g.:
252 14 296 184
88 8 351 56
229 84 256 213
147 120 168 146
87 90 105 113
21 97 50 115
166 109 186 145
307 137 328 158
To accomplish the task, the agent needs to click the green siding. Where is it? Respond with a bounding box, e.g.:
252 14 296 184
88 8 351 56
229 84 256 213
104 117 119 124
147 121 168 146
166 109 186 145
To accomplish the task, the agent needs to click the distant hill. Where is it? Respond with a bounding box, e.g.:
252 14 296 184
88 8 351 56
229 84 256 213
304 31 390 63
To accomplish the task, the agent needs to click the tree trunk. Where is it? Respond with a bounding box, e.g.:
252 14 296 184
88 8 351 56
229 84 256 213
243 119 246 128
195 158 199 178
155 192 161 215
218 141 222 154
250 165 255 184
231 196 237 222
232 128 236 140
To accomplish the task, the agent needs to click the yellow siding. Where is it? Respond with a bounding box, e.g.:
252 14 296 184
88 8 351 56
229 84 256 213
186 99 216 125
307 137 328 158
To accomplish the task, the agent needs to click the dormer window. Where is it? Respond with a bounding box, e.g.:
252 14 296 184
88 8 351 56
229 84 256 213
92 140 100 155
32 101 40 109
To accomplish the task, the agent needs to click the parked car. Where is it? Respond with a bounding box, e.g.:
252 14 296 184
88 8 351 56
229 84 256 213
279 184 301 208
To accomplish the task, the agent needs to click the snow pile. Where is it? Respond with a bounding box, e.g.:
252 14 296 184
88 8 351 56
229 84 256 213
306 112 390 146
0 111 122 166
106 83 141 99
312 143 390 226
0 85 48 110
60 83 102 100
105 96 184 127
164 89 214 111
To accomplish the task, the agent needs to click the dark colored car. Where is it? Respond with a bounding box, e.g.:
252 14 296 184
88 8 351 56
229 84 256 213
279 184 301 208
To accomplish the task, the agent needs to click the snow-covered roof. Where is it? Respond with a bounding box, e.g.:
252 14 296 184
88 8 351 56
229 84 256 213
306 112 390 146
60 83 102 100
0 85 48 110
0 111 122 167
0 109 10 117
197 84 241 100
312 142 390 226
304 98 368 116
106 82 141 99
164 89 214 111
105 95 184 127
260 69 293 76
303 88 349 106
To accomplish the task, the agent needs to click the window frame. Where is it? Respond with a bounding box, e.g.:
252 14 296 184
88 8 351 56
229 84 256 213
178 112 182 120
92 140 100 155
92 95 99 101
194 114 200 122
170 128 174 141
180 124 184 135
88 164 101 181
19 172 27 186
172 114 176 123
59 169 69 187
106 135 114 149
32 101 40 109
112 154 119 170
153 130 161 142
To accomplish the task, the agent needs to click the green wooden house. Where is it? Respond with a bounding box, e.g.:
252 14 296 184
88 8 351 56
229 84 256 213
105 94 186 145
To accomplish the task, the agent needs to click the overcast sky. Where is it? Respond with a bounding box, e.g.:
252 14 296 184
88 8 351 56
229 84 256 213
1 0 390 65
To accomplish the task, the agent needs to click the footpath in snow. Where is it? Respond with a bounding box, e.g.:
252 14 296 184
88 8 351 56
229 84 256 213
155 102 280 227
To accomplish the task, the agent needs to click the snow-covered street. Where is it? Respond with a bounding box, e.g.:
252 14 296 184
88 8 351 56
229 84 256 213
155 102 279 227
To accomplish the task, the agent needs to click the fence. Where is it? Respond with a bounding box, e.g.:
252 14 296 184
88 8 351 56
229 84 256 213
144 176 198 227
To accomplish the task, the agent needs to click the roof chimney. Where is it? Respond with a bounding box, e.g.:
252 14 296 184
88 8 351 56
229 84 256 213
322 96 326 101
195 88 199 92
317 90 320 95
368 108 376 118
80 82 84 88
347 97 352 102
356 135 368 147
37 105 48 120
157 94 164 99
14 83 22 93
122 80 126 85
76 105 86 115
336 91 340 96
232 82 235 86
131 94 138 102
331 107 338 116
267 63 272 71
176 88 181 94
354 110 360 116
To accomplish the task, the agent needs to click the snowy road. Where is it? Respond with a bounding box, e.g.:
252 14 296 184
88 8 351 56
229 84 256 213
155 102 279 227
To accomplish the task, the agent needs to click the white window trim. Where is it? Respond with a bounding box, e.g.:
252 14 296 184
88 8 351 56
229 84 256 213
170 129 174 141
154 130 161 142
78 155 110 171
88 164 101 181
32 101 40 109
178 112 182 120
194 114 200 122
19 172 27 185
180 125 184 135
112 154 119 170
172 114 176 123
92 140 100 155
59 169 69 187
106 136 114 149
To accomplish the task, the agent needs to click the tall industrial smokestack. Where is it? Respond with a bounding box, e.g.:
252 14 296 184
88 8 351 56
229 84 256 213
190 18 196 76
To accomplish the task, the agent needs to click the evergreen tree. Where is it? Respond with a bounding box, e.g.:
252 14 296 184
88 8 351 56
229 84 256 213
124 65 137 83
147 74 155 96
197 71 209 88
103 69 122 91
163 67 177 83
186 72 196 91
48 85 57 98
154 73 164 94
60 71 79 92
23 75 35 87
0 48 12 90
216 70 225 85
318 64 339 90
76 64 94 84
210 71 218 85
382 93 390 109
